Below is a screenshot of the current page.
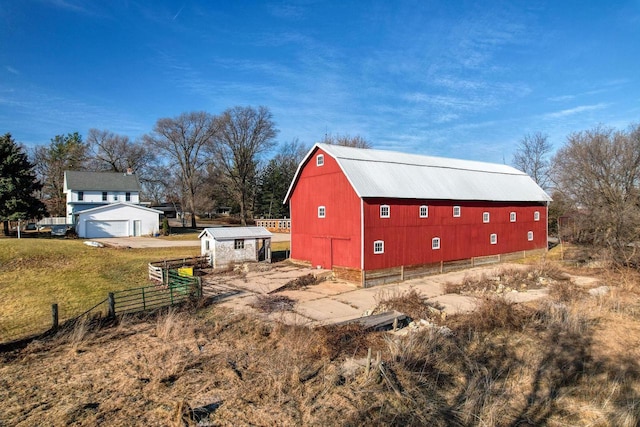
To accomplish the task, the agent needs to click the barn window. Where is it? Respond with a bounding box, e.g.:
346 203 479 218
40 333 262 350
316 154 324 166
102 192 107 201
205 240 210 251
419 205 429 218
380 205 390 218
432 237 440 250
318 206 326 218
78 191 84 201
125 192 131 202
528 231 534 241
483 212 490 223
373 240 384 254
510 212 517 222
490 233 498 244
234 239 245 250
534 211 540 221
453 206 461 217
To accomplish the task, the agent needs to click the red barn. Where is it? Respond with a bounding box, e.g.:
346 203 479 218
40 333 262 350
284 143 552 286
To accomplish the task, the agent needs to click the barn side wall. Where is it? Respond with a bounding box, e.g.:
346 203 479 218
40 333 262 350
362 198 548 271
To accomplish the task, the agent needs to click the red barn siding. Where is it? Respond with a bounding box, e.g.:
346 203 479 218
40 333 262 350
289 148 361 269
363 199 547 271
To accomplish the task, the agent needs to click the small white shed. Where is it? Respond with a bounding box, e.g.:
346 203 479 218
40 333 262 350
76 202 161 238
198 227 272 268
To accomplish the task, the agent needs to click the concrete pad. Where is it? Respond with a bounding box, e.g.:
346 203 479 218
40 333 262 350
294 298 362 322
277 289 330 302
94 237 200 248
334 292 378 312
504 288 549 303
308 280 358 296
430 294 477 315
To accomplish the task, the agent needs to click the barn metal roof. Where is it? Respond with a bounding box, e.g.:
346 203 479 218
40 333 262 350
285 143 551 203
64 170 142 192
198 227 272 241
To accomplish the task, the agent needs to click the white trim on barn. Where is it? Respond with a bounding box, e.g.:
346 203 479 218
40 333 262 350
198 227 273 268
76 202 161 238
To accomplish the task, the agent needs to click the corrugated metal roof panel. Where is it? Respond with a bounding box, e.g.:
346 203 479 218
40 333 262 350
199 227 272 240
318 143 551 202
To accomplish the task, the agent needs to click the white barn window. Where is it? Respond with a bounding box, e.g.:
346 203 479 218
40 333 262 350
453 206 461 217
316 154 324 166
483 212 490 223
510 212 517 222
534 211 540 221
432 237 440 250
374 240 384 254
490 233 497 245
420 205 428 218
380 205 390 218
528 231 534 241
318 206 326 218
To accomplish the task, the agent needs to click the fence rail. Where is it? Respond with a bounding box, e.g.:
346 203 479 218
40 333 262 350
148 256 209 282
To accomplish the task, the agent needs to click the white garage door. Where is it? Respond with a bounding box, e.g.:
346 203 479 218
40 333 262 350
86 220 128 238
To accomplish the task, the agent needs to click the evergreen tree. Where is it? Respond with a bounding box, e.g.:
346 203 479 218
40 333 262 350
0 133 47 235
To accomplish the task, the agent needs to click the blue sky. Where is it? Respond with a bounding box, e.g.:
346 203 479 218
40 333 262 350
1 0 639 163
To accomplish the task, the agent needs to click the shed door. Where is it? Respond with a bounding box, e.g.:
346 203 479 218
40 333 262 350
86 220 128 238
311 237 331 269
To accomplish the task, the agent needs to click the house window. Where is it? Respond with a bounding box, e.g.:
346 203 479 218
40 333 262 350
373 240 384 254
534 211 540 221
483 212 490 223
432 237 440 250
528 231 534 241
78 191 84 201
316 154 324 166
102 192 107 201
490 233 498 245
453 206 461 217
234 239 245 250
510 212 517 222
380 205 390 218
419 205 429 218
125 192 131 202
318 206 326 218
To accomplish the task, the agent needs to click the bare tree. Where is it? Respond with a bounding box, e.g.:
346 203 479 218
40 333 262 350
213 106 278 225
512 132 552 189
32 132 87 217
86 129 154 174
144 112 218 228
321 133 372 148
552 124 640 261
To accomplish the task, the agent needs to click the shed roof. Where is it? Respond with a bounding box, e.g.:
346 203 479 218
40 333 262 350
284 143 551 203
198 227 272 241
64 170 141 192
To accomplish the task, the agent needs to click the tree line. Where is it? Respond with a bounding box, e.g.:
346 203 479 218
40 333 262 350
1 105 370 230
512 122 640 265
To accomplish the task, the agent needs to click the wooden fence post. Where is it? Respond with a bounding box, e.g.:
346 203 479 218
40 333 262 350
51 303 58 331
108 293 115 318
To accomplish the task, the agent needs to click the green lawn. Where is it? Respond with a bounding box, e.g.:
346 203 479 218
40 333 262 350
0 238 200 342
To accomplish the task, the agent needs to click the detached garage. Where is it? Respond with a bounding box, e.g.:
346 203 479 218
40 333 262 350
76 202 161 238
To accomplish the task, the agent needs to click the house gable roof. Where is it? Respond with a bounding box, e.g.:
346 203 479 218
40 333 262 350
76 202 161 216
284 143 551 203
64 170 142 192
198 227 272 241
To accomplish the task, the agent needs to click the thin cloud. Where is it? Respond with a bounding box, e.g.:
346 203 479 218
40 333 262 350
5 66 19 75
544 103 608 119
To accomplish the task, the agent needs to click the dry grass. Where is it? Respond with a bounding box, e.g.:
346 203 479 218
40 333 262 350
0 239 200 342
251 294 296 312
374 287 444 322
1 260 640 426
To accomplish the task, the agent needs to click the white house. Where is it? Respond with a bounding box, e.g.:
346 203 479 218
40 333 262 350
64 170 145 223
76 202 161 238
199 227 272 268
63 170 158 238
